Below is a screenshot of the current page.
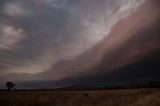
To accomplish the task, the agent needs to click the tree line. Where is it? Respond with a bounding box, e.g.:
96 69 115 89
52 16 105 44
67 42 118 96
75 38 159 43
2 81 160 91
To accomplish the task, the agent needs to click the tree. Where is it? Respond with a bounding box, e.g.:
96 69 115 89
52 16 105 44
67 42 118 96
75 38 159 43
6 81 16 91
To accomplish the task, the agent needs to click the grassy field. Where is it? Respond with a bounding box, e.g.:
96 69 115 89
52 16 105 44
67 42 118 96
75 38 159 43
0 89 160 106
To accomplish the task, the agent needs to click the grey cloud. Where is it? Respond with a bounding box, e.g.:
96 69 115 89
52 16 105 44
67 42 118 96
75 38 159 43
0 0 146 80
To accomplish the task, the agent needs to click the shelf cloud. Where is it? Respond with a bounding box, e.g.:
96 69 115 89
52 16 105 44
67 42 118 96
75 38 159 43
1 0 160 88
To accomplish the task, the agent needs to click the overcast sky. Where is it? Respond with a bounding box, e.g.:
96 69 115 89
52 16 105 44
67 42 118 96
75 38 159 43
1 0 160 88
0 0 145 74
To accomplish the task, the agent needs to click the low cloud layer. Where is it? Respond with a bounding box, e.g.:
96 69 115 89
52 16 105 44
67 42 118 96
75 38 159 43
0 0 160 89
0 0 145 77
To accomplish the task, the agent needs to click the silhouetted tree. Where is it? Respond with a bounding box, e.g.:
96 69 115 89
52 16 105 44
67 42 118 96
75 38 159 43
6 81 16 91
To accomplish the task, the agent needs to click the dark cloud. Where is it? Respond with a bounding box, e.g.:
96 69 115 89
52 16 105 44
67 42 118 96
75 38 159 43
2 0 159 89
6 56 160 89
43 0 160 80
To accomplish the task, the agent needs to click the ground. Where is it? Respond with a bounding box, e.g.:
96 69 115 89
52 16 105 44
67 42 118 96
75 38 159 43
0 88 160 106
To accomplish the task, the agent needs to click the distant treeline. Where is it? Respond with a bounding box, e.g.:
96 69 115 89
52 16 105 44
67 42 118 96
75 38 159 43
54 81 160 91
129 81 160 89
0 81 160 91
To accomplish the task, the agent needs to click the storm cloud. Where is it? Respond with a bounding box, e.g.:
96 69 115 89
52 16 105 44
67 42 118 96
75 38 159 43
1 0 159 88
0 0 145 75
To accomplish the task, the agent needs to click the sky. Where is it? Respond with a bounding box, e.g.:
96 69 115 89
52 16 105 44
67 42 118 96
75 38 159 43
0 0 160 89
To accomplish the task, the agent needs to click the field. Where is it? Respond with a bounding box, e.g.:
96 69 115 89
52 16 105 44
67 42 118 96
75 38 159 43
0 89 160 106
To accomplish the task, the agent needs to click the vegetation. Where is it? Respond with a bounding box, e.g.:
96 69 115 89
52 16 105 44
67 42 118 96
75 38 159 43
1 81 159 106
5 81 16 91
0 88 159 106
54 81 160 91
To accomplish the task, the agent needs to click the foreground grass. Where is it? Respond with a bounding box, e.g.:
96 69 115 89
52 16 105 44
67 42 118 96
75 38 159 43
0 89 160 106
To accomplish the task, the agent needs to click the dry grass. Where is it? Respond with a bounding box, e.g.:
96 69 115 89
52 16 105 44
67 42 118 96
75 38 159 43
0 89 159 106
